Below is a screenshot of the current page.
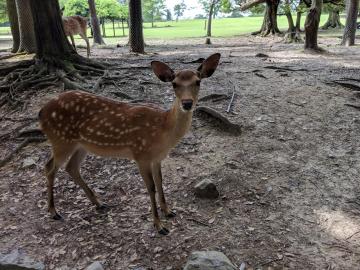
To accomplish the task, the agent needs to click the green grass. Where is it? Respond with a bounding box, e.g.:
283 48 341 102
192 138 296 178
0 15 345 41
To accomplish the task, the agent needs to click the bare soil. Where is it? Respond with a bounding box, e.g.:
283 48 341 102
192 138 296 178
1 35 360 270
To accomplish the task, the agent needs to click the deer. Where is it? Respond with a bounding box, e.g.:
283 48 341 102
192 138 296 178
61 8 90 57
38 53 221 235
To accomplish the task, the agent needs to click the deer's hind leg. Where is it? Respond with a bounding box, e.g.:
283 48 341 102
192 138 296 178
69 35 76 51
65 148 105 210
79 32 90 57
45 143 77 220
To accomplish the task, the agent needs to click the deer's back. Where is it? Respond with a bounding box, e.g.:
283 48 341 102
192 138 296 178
39 91 171 160
62 15 87 36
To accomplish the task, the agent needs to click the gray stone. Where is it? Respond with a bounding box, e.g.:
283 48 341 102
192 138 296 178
194 179 219 199
85 261 104 270
0 249 44 270
184 251 236 270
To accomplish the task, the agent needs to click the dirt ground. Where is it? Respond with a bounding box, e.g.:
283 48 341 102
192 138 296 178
1 35 360 270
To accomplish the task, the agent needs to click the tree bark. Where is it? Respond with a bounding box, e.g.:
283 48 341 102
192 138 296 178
252 0 281 36
304 0 323 51
284 1 302 43
296 11 303 31
128 0 145 53
0 0 104 107
16 0 36 53
88 0 105 45
30 0 75 60
341 0 359 46
6 0 20 53
321 7 343 29
205 0 215 44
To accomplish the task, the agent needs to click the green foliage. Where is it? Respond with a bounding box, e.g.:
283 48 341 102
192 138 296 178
63 0 89 16
143 0 166 23
174 1 186 20
199 0 232 18
96 0 128 19
249 4 265 15
60 0 128 19
0 0 7 24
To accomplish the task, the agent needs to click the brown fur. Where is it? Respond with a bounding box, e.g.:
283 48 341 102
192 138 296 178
62 15 90 57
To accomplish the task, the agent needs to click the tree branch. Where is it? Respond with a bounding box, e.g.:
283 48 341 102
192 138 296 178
239 0 266 11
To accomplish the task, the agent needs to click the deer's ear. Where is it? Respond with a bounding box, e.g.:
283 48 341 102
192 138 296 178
151 61 175 82
197 53 221 79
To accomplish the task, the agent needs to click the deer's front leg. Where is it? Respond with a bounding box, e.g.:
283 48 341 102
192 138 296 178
152 162 176 218
138 161 169 235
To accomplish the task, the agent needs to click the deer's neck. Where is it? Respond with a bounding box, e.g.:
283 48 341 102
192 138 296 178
166 98 193 144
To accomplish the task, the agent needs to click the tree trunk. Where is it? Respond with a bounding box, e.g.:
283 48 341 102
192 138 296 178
16 0 36 53
6 0 20 53
321 7 343 29
128 0 145 53
112 19 115 37
101 18 106 37
205 1 215 44
0 0 104 107
284 2 302 43
304 0 323 51
341 0 359 46
252 0 281 36
296 11 303 32
88 0 105 45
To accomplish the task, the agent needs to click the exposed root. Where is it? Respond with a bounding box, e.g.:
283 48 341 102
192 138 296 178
0 137 46 168
0 55 105 107
195 106 242 134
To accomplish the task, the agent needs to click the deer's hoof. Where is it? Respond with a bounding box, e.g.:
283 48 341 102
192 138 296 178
96 203 110 212
52 213 63 221
165 210 176 218
158 227 170 235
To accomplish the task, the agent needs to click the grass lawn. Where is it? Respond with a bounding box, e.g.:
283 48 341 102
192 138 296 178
0 15 345 42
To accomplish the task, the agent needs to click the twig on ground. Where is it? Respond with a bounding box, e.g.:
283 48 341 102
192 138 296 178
110 91 134 100
346 231 360 240
226 82 236 113
186 217 210 227
181 58 205 64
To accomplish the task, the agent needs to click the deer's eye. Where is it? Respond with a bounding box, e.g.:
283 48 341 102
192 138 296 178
196 80 201 86
172 82 177 88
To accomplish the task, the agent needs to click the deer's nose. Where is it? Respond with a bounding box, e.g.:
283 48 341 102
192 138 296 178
181 99 193 111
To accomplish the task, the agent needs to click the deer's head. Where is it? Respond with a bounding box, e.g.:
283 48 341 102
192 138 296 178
151 53 221 112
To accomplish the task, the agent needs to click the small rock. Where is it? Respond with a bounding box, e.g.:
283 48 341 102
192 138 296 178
255 53 269 58
183 251 236 270
194 179 219 199
85 261 104 270
0 249 45 270
22 157 38 168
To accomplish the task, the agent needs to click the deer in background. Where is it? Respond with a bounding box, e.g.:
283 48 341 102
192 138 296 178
38 54 221 235
61 7 90 57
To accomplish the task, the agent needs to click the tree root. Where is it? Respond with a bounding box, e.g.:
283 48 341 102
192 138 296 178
195 106 241 135
332 80 360 91
0 136 46 168
0 55 105 107
198 94 229 102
